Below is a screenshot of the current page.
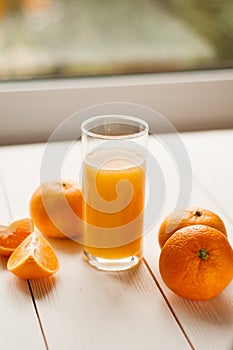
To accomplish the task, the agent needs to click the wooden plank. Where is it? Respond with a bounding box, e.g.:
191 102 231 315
143 131 233 350
29 251 192 350
181 129 233 231
0 143 192 350
0 175 46 350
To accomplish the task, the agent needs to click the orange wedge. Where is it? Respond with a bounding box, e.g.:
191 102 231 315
7 231 59 279
0 218 34 256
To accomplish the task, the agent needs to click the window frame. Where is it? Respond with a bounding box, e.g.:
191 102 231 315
0 69 233 145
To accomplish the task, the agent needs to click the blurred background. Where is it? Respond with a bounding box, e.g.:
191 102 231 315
0 0 232 80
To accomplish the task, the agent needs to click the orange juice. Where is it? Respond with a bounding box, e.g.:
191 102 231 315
82 148 146 260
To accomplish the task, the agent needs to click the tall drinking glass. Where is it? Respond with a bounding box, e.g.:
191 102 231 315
81 115 148 271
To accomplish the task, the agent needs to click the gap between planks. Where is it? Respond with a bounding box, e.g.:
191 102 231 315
0 172 50 350
142 257 195 350
0 166 194 350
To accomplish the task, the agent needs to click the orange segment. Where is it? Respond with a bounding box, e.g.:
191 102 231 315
0 218 34 256
7 231 59 279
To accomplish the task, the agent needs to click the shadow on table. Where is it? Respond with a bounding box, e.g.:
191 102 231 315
170 287 233 326
29 275 59 300
47 237 83 255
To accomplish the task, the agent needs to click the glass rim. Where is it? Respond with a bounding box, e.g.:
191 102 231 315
81 115 149 140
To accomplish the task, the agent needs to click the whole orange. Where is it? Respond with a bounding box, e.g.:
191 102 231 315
30 181 83 239
159 225 233 301
158 207 227 248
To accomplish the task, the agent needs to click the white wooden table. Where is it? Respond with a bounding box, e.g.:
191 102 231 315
0 129 232 350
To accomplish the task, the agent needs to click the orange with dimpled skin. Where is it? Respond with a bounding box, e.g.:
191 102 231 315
159 225 233 301
30 181 83 239
158 207 227 249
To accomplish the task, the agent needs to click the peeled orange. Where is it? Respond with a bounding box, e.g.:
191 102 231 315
7 231 59 279
0 218 34 256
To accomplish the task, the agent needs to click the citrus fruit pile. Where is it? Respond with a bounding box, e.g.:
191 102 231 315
158 207 233 301
0 180 82 280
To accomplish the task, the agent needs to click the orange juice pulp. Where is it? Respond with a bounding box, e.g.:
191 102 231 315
82 148 146 259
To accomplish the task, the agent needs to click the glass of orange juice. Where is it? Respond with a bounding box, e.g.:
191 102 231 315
81 115 148 271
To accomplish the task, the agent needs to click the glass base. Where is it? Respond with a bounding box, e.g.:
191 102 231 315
83 250 141 271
